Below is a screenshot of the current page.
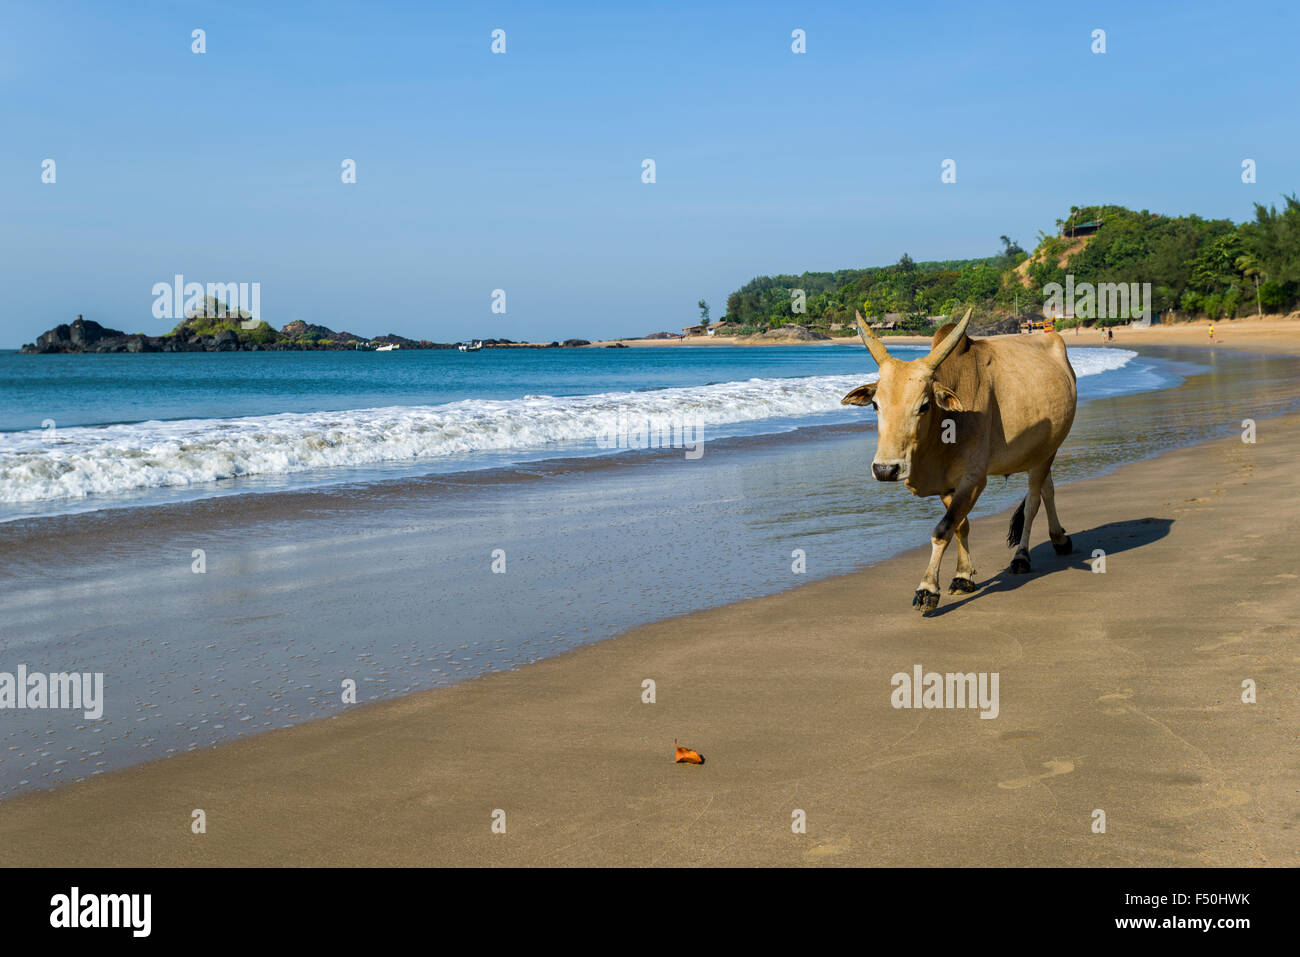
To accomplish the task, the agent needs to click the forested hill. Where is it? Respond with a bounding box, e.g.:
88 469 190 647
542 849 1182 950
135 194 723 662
721 197 1300 334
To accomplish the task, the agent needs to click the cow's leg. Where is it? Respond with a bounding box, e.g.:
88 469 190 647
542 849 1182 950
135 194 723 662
948 515 977 593
1041 471 1073 555
1010 461 1050 573
915 480 984 611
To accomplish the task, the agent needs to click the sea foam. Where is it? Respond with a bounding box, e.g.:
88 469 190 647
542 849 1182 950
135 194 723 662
0 349 1135 505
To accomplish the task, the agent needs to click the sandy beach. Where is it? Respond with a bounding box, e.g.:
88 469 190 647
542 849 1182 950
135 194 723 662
2 332 1297 867
596 313 1300 355
1062 315 1300 356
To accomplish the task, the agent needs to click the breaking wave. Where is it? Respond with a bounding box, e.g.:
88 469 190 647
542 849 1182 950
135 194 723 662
0 349 1135 506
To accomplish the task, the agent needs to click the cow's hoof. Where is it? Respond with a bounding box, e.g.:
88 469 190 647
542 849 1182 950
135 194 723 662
949 576 977 594
1052 535 1073 556
912 588 939 611
1009 550 1032 574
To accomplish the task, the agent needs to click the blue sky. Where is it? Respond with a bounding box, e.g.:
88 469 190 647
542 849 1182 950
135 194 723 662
2 0 1297 346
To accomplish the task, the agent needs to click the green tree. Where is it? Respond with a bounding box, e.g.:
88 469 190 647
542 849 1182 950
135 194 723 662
1235 253 1264 316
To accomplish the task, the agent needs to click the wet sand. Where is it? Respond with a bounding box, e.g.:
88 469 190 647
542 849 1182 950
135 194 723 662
2 341 1297 866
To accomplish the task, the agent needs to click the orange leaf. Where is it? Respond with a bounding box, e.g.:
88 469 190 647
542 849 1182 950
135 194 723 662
674 739 705 765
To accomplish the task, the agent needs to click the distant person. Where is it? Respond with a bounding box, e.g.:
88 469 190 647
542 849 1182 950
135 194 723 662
1208 322 1214 342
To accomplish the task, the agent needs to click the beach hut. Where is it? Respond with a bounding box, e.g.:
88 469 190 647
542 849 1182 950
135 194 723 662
1063 220 1103 238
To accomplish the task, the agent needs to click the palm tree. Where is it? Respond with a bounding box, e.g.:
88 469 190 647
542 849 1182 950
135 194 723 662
1235 254 1264 316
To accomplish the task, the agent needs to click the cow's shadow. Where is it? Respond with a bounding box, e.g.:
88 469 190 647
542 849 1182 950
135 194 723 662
926 516 1174 617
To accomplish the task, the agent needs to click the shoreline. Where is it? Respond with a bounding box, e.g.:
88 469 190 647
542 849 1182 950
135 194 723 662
0 341 1147 524
2 335 1298 865
589 314 1300 354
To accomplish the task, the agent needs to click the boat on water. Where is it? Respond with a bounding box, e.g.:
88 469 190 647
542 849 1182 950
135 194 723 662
374 343 399 352
458 340 483 352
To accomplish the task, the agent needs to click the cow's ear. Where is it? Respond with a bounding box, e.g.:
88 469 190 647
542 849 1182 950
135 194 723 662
932 383 964 412
841 382 878 407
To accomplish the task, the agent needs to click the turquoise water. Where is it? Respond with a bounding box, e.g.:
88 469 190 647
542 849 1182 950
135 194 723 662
0 344 1167 520
4 344 894 428
0 343 1168 429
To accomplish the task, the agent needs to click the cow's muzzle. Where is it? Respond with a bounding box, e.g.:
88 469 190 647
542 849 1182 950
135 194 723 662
872 462 901 482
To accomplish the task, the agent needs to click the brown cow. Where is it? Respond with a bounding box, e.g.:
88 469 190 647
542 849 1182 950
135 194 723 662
841 309 1077 611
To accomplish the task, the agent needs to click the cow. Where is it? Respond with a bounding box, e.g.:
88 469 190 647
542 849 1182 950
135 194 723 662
840 308 1078 611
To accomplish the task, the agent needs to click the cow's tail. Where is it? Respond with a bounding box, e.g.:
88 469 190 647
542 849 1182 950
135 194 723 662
1006 498 1026 548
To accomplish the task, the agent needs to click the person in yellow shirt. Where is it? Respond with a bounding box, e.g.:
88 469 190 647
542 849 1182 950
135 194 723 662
1209 322 1214 342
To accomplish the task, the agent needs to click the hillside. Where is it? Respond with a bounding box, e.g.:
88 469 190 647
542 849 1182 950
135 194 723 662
720 197 1300 334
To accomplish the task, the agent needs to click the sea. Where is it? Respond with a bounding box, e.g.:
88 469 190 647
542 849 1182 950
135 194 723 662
1 343 1152 521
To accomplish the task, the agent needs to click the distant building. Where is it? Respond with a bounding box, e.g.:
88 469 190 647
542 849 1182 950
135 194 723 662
1062 219 1103 238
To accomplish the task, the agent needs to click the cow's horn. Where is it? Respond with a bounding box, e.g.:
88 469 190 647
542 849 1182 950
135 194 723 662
924 307 972 369
855 311 893 366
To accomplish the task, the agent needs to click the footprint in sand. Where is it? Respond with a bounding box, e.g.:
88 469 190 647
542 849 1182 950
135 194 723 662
1096 689 1133 715
998 730 1043 742
804 836 852 859
1196 635 1245 653
1161 789 1251 823
998 759 1075 790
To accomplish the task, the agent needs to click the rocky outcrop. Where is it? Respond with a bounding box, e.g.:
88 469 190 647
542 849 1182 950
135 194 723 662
975 314 1032 336
21 316 163 354
760 324 831 341
21 316 594 353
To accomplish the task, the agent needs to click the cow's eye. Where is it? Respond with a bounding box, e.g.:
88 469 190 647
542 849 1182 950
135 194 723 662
870 400 878 411
918 400 930 413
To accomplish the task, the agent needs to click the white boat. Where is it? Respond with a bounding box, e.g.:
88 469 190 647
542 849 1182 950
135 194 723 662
374 343 398 352
458 340 483 352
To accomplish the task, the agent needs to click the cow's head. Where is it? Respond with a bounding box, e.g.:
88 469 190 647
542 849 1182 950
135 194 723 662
841 308 970 482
